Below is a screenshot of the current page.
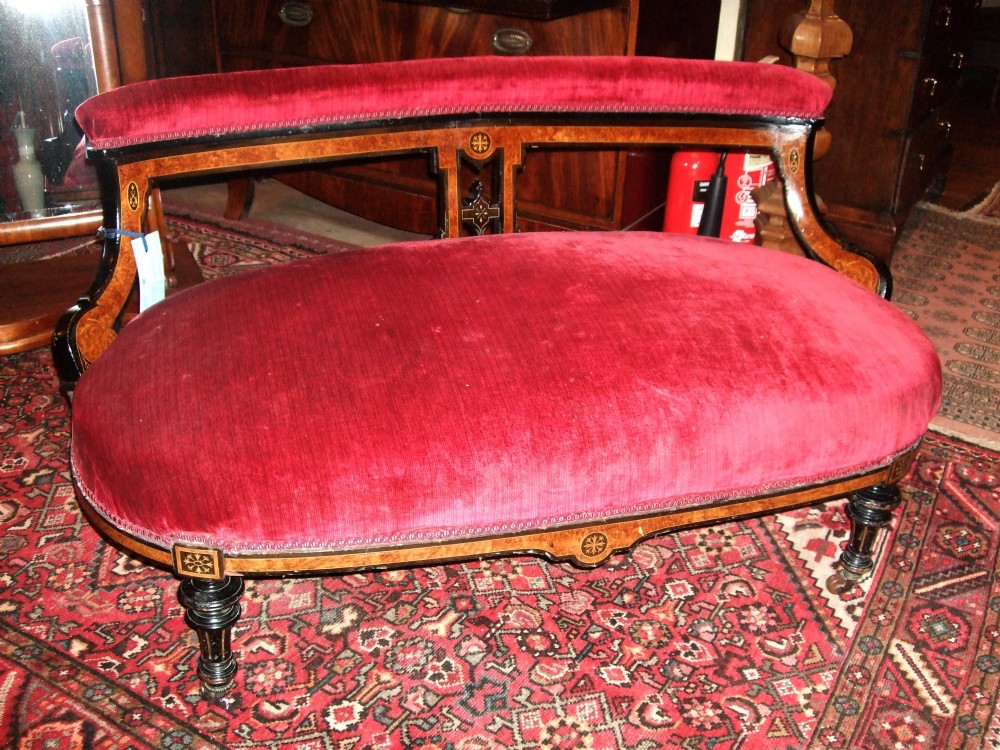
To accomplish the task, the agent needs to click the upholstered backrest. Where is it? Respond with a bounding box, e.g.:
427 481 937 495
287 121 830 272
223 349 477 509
75 56 832 149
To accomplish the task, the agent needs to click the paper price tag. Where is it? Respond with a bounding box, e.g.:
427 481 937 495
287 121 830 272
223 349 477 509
130 231 166 313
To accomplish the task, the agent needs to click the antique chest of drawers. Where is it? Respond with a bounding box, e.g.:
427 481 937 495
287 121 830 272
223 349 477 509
743 0 979 259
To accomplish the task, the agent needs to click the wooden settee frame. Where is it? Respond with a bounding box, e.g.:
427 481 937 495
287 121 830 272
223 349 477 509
53 58 927 694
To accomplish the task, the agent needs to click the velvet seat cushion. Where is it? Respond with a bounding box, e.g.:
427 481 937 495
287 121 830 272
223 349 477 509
71 232 941 554
74 56 833 150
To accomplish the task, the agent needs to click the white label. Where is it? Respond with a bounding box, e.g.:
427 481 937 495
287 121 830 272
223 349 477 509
689 203 705 229
743 152 772 172
130 231 166 313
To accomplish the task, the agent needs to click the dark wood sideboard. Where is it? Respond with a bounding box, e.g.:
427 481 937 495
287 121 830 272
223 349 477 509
145 0 720 234
743 0 981 259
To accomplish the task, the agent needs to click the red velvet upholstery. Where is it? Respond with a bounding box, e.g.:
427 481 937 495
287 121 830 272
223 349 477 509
71 232 941 554
74 56 833 149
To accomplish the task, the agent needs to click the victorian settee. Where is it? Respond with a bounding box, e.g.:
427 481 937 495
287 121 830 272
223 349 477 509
53 56 942 694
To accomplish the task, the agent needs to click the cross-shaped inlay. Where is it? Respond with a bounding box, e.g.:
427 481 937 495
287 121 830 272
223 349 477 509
461 180 501 235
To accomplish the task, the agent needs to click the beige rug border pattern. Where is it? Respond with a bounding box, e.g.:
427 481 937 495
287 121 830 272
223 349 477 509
896 187 1000 451
963 178 1000 222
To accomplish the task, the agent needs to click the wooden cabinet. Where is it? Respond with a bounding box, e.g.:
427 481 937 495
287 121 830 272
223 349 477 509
213 0 633 66
149 0 690 234
742 0 980 260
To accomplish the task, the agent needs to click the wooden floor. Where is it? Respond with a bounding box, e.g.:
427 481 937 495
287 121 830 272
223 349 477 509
930 68 1000 211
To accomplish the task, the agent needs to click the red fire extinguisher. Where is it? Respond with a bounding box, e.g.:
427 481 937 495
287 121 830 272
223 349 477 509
663 150 775 243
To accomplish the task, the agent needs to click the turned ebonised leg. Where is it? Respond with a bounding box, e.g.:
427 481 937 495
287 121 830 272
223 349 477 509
177 576 245 693
828 483 901 596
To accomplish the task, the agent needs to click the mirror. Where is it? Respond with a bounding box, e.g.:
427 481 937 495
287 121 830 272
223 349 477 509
1 0 99 225
0 0 171 357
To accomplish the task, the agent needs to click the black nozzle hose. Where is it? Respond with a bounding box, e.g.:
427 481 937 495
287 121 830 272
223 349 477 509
697 152 728 238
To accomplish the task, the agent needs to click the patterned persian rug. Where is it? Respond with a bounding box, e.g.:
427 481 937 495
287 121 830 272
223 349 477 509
1 210 998 748
891 199 1000 450
165 205 362 274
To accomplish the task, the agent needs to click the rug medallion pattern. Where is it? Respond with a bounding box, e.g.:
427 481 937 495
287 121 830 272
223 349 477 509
1 211 997 748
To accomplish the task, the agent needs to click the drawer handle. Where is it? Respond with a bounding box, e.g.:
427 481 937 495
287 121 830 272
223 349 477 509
923 77 938 97
951 51 965 70
279 0 314 27
491 28 533 56
937 6 953 26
